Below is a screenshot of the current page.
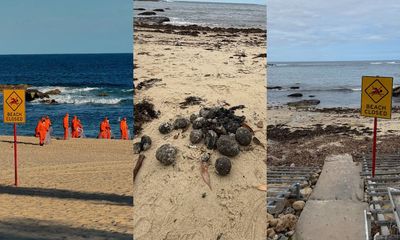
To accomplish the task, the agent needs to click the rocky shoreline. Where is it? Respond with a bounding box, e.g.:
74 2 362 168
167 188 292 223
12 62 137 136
0 84 61 104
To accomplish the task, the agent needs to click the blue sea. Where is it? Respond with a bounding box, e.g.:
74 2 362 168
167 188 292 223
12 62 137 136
0 53 133 138
268 61 400 108
134 1 266 29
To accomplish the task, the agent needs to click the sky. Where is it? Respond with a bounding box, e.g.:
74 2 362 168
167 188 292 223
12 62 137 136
0 0 131 55
177 0 265 5
268 0 400 62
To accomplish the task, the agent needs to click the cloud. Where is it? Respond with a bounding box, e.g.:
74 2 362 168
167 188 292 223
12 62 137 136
267 0 400 61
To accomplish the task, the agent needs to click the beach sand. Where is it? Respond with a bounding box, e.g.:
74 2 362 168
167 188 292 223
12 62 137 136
0 136 133 239
133 25 267 239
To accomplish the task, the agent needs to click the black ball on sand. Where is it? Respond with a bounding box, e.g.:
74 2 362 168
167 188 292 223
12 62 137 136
190 130 203 144
159 122 173 134
235 127 252 146
140 135 152 151
190 113 198 123
215 157 232 176
192 117 206 129
156 144 177 166
216 135 240 157
173 117 190 129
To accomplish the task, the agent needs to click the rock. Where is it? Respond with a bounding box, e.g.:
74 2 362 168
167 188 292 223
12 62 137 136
287 93 303 97
300 187 313 198
216 135 240 157
140 135 152 151
159 122 173 134
200 153 210 162
235 127 252 146
277 234 288 240
287 99 320 107
133 142 142 154
173 117 190 129
393 86 400 97
45 89 61 95
256 121 263 128
26 89 50 101
134 8 146 11
309 95 315 98
267 86 282 90
192 117 206 129
215 157 231 176
153 8 164 12
292 200 305 211
97 92 109 97
204 130 218 149
39 99 57 104
189 113 198 123
189 130 203 144
267 213 274 221
283 207 295 215
275 214 297 232
267 228 276 238
290 86 300 89
134 16 170 25
269 218 279 227
138 11 157 16
156 144 177 166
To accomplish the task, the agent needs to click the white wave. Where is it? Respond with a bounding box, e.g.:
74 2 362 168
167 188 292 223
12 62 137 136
169 17 198 26
50 95 130 105
370 62 383 65
275 63 289 67
33 86 99 94
121 89 134 92
387 61 399 64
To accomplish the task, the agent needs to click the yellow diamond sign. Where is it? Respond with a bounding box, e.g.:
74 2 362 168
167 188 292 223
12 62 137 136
3 89 26 123
361 76 393 119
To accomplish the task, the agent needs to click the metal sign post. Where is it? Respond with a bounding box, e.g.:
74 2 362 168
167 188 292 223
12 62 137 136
3 89 26 186
361 76 393 177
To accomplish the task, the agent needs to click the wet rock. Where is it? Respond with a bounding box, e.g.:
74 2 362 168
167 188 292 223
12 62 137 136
140 135 152 151
290 86 300 89
153 8 164 12
287 99 320 107
133 142 142 154
39 99 57 104
134 16 170 25
309 95 315 98
200 153 210 162
97 92 109 97
394 86 400 97
215 157 232 176
45 89 61 95
287 93 302 97
292 200 305 211
159 122 173 134
189 113 198 123
204 130 218 149
138 11 156 16
156 144 177 166
173 117 190 129
267 86 282 90
190 130 203 144
134 8 146 11
26 89 49 101
235 127 252 146
192 117 206 129
216 135 240 157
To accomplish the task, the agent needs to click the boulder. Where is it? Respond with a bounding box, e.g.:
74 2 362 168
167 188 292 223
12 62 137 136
26 89 49 102
287 93 303 97
267 86 282 90
138 11 157 16
153 8 165 12
45 89 61 95
287 99 320 107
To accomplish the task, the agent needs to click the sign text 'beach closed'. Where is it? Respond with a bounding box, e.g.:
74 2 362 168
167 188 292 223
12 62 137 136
361 76 393 119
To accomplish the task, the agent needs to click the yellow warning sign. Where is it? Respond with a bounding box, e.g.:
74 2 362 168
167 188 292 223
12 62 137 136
3 89 26 123
361 76 393 119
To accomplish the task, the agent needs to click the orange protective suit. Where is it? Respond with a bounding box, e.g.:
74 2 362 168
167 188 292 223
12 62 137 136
120 119 129 140
106 120 111 139
37 120 47 146
44 117 52 130
63 114 69 140
99 119 108 139
71 116 79 138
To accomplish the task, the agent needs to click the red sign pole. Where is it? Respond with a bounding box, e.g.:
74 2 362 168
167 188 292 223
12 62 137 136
14 123 18 186
372 117 377 177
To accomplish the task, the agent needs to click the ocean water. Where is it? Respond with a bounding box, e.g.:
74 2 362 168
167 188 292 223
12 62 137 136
0 54 133 138
268 61 400 108
134 1 266 29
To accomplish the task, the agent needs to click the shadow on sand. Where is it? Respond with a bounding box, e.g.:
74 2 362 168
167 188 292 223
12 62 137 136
0 185 133 206
0 218 132 240
0 139 39 146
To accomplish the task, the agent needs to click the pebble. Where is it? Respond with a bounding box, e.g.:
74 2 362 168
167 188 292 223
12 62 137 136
256 121 264 128
216 135 240 157
292 200 306 211
235 127 252 146
267 228 276 238
215 157 231 176
159 122 173 134
156 144 177 165
300 187 313 198
200 152 210 162
204 130 218 149
189 130 203 144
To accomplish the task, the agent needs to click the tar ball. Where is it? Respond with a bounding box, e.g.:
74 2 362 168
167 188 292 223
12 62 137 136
235 127 252 146
173 117 190 129
190 130 203 144
216 135 240 157
159 122 173 134
156 144 177 166
215 157 232 176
